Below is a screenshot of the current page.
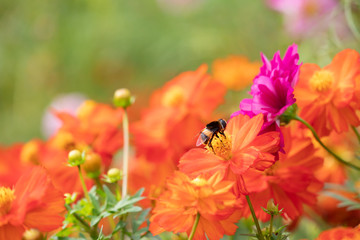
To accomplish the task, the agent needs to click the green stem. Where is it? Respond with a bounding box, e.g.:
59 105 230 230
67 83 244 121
78 165 90 202
351 126 360 143
116 184 121 200
293 116 360 171
65 204 98 238
94 177 103 191
344 0 360 40
245 195 264 240
246 195 265 240
122 110 129 197
269 214 273 238
188 213 200 240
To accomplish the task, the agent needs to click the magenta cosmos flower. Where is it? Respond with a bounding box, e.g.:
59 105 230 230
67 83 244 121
232 44 300 127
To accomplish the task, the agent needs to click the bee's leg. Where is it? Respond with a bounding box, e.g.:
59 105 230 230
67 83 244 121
220 131 226 138
208 135 216 153
215 132 225 146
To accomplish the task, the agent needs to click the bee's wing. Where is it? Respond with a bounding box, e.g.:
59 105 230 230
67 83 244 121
196 133 204 146
196 129 209 146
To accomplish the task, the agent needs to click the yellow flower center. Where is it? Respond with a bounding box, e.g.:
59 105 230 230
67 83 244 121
77 100 96 119
309 70 334 92
304 2 318 17
0 187 15 216
191 177 208 187
161 86 185 107
206 132 232 160
20 140 40 165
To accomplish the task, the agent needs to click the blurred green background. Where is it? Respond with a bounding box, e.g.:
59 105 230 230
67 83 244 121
0 0 292 143
2 0 336 144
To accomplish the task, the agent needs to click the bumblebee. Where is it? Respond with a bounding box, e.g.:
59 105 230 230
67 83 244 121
196 119 227 150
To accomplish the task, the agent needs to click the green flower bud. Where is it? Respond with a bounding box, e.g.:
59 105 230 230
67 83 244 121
23 229 42 240
64 192 77 204
113 88 135 108
68 150 85 166
104 168 122 183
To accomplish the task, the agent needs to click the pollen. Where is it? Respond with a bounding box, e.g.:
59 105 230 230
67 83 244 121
309 70 334 92
161 86 185 107
191 177 208 187
0 187 15 216
206 132 232 160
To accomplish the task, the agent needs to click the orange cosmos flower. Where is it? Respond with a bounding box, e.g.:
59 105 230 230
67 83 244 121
128 156 176 208
316 189 360 227
51 100 123 167
315 226 360 240
132 64 226 164
20 140 93 195
0 144 34 188
295 49 360 137
240 126 323 221
179 113 280 196
0 166 64 239
212 55 262 90
149 64 226 117
149 171 241 240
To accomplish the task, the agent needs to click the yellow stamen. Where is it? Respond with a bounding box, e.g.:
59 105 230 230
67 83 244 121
0 187 15 216
191 177 208 187
309 70 334 92
161 86 185 107
205 132 232 160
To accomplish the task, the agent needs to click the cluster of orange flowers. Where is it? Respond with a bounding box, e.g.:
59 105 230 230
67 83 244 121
0 48 359 239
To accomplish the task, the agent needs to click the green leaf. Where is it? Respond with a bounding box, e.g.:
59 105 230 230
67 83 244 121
103 185 117 208
132 208 150 231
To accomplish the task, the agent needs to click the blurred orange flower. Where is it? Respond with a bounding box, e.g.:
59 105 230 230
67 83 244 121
128 156 176 208
295 49 360 137
212 55 261 90
240 127 323 221
20 140 93 195
0 144 33 188
132 64 226 165
0 167 64 239
315 226 360 240
149 171 240 240
179 113 280 196
316 189 360 227
51 100 123 167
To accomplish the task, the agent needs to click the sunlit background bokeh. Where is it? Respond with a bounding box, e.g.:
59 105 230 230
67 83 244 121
0 0 358 144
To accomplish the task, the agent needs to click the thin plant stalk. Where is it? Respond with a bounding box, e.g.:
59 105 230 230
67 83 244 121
65 204 98 238
246 195 265 240
188 213 200 240
351 126 360 143
269 214 274 237
122 110 130 197
293 116 360 171
78 165 90 202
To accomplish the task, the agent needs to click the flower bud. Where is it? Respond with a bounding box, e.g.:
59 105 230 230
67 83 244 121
267 199 278 212
68 149 85 166
22 229 42 240
113 88 135 108
82 152 102 178
105 168 122 183
64 193 77 204
262 198 283 216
